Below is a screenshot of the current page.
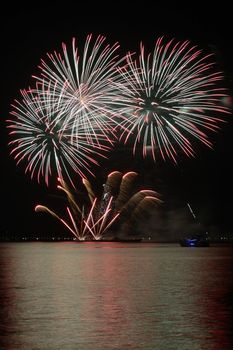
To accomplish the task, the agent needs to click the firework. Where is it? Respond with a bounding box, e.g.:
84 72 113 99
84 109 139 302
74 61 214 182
34 34 125 145
7 34 128 186
115 37 230 162
7 83 110 187
35 171 162 241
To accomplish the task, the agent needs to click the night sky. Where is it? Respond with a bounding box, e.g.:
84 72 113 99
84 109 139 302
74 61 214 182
1 7 232 239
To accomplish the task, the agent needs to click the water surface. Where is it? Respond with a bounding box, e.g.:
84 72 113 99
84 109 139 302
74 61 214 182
0 242 233 349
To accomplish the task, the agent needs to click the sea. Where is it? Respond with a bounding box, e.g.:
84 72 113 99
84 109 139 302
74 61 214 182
0 242 233 350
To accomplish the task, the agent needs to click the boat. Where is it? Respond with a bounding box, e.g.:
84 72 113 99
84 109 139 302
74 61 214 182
179 234 210 247
179 203 210 247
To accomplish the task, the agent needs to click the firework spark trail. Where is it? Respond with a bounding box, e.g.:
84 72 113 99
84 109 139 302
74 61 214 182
114 171 138 210
84 196 120 240
35 204 81 240
35 178 121 240
35 172 162 240
114 37 230 162
7 83 110 187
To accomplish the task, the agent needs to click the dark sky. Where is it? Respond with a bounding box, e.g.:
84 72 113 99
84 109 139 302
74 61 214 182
0 7 232 238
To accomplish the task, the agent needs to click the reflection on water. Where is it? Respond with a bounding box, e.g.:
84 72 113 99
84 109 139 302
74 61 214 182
0 242 233 349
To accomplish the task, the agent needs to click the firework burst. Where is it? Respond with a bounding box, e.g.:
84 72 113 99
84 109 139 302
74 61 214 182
7 83 110 187
7 34 128 187
34 34 126 145
115 37 230 162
